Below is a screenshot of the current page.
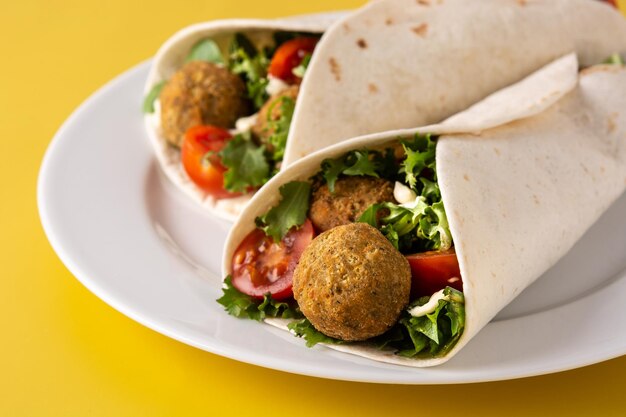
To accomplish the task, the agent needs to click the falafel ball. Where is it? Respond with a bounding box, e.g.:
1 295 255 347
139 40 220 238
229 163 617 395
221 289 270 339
159 61 250 147
293 223 411 341
309 176 395 233
252 85 299 150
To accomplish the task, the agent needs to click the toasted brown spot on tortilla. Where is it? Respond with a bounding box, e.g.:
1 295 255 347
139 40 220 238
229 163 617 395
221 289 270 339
516 0 527 6
329 57 341 81
385 17 394 25
416 0 431 5
453 210 464 226
412 23 429 37
342 23 351 33
608 112 618 133
580 162 590 175
357 38 367 49
491 271 496 278
368 83 379 93
600 165 606 174
463 174 470 182
494 147 501 156
533 194 540 205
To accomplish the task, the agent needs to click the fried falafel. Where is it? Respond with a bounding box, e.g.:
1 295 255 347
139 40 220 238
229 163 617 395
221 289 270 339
309 176 395 233
252 85 299 151
292 223 411 341
159 61 250 147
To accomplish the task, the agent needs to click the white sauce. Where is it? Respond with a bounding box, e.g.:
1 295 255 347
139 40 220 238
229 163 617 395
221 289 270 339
408 289 449 317
266 75 289 96
393 181 417 205
232 113 259 134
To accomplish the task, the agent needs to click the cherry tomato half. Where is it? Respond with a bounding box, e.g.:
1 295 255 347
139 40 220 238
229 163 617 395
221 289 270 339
181 125 240 199
231 219 315 300
268 37 319 84
405 249 463 299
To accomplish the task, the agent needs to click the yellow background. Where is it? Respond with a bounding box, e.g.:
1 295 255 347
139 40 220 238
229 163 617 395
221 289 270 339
2 1 625 416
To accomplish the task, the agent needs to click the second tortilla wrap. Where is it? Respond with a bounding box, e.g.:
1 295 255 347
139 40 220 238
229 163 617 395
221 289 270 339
284 0 626 166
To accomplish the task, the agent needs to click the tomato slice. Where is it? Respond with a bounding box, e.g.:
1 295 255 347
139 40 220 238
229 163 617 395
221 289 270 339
181 125 240 199
231 219 315 300
405 249 463 299
268 37 319 84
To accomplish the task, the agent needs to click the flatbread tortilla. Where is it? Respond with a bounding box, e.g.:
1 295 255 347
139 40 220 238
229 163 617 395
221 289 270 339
284 0 626 166
222 54 626 367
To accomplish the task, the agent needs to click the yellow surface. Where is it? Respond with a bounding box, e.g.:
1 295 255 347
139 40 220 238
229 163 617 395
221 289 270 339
2 1 625 416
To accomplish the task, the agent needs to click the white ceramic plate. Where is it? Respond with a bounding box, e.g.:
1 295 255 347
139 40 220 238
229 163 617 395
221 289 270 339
38 60 626 384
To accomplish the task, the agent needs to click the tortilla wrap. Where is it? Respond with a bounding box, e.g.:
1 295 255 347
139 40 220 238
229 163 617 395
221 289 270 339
283 0 626 166
143 14 340 222
222 54 626 367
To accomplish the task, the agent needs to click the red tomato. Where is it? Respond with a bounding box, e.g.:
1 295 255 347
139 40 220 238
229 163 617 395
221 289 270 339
231 219 315 299
405 249 463 299
268 37 319 84
606 0 617 7
181 125 240 199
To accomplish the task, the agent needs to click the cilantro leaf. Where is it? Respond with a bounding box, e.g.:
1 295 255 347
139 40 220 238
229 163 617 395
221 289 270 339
142 81 165 113
219 134 270 193
256 181 311 242
186 38 224 64
264 96 295 161
217 276 302 321
287 319 343 347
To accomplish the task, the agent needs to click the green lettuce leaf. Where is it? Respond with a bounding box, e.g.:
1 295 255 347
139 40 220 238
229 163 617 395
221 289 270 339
389 287 465 358
217 276 302 321
219 133 270 193
255 181 311 242
186 38 224 64
287 319 343 348
400 133 437 196
142 81 165 113
358 197 451 252
228 33 270 110
320 149 395 193
357 133 452 252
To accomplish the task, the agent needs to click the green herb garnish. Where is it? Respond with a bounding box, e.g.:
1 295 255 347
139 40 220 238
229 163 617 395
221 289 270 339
287 319 343 347
228 33 270 110
217 276 302 321
320 149 396 193
219 133 270 193
255 181 311 242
